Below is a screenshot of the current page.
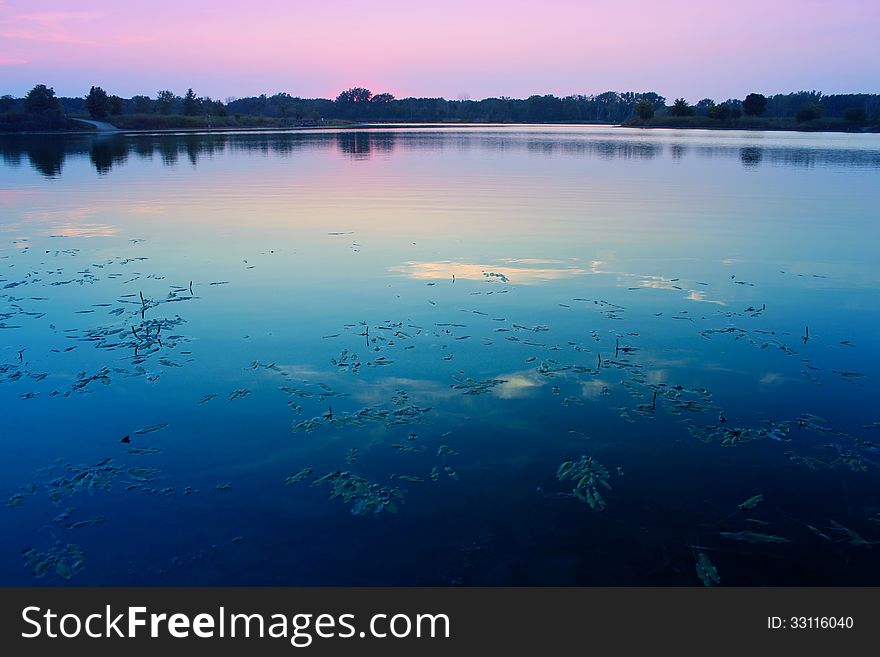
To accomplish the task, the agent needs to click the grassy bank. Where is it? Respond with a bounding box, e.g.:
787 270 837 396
5 112 880 134
0 111 95 133
623 115 880 133
101 114 349 131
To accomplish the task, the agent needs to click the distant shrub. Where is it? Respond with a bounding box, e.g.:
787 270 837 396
708 103 731 120
23 84 61 114
635 100 654 119
742 93 767 117
796 102 825 122
843 107 867 122
670 98 694 117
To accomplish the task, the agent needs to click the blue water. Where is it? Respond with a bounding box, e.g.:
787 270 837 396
1 126 879 585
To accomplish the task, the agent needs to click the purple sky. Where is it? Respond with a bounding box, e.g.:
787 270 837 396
1 0 877 101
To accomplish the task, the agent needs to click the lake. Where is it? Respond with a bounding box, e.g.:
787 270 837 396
1 125 879 585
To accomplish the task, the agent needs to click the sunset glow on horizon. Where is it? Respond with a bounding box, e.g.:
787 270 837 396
1 0 878 101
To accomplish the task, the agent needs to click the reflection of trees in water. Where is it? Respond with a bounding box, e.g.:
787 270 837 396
336 131 396 158
133 139 155 160
2 132 880 176
157 138 179 166
740 147 763 167
0 135 67 177
595 141 660 160
89 137 129 175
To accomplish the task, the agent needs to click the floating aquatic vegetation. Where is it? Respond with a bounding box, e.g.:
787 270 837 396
135 423 168 435
311 471 403 515
687 419 793 447
128 466 161 482
6 493 25 508
827 521 879 546
392 475 424 483
280 383 350 403
738 494 763 510
47 458 120 502
250 360 282 373
556 455 611 511
832 451 869 473
450 376 506 395
292 417 322 434
745 518 771 527
443 466 459 480
330 348 361 373
720 531 790 544
784 451 829 470
832 370 865 379
285 467 313 485
695 551 720 587
53 507 75 524
68 516 104 529
71 366 111 393
22 542 85 580
391 444 424 453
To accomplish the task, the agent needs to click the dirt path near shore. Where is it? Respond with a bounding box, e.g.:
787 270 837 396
73 118 120 131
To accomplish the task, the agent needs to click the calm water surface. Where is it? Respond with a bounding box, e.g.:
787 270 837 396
1 126 879 585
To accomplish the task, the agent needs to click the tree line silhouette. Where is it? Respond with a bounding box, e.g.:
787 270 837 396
2 84 879 131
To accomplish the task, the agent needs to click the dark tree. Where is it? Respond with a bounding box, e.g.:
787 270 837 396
795 102 825 122
695 98 715 116
635 99 654 119
336 87 373 103
85 86 110 118
156 90 175 115
843 107 867 122
23 84 61 113
132 95 152 113
372 93 395 104
0 94 14 113
708 103 731 120
182 88 199 116
109 95 124 116
670 98 694 117
742 93 768 116
722 99 743 119
208 99 227 116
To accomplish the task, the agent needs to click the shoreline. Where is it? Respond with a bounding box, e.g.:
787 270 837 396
3 119 879 137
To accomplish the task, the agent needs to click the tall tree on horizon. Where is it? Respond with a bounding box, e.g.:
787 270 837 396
131 95 152 113
85 86 110 119
670 98 694 117
156 90 175 115
23 84 61 114
182 88 199 116
635 99 654 119
742 93 768 116
336 87 373 103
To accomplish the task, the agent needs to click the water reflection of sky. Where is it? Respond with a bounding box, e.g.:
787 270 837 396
1 126 879 586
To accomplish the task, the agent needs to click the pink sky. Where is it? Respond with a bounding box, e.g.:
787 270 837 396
1 0 877 101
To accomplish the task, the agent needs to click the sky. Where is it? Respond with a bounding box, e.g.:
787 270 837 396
1 0 878 102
